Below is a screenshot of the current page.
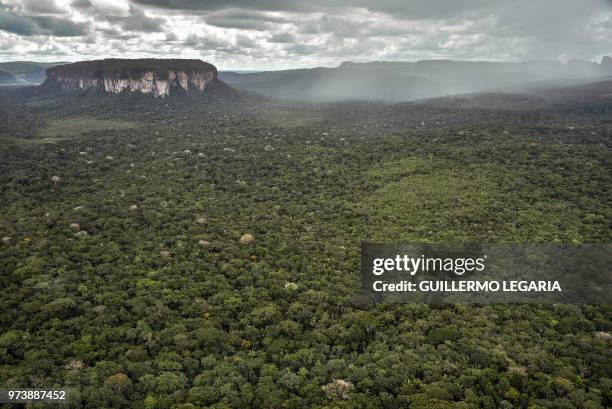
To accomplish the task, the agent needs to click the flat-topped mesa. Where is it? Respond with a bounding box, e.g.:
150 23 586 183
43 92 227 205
44 58 218 97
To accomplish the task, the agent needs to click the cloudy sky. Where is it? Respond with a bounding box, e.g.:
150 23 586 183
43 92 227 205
0 0 611 70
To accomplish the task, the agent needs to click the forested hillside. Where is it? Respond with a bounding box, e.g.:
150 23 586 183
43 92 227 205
0 86 610 408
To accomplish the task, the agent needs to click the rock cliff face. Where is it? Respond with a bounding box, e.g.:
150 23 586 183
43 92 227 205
44 59 218 97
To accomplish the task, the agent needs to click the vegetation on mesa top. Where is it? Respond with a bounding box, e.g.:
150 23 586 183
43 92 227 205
46 58 218 80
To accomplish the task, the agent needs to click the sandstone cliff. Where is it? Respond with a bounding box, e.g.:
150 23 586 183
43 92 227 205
44 59 218 97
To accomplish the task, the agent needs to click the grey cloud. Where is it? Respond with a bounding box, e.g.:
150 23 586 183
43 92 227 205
120 7 165 32
35 15 87 36
268 31 295 43
205 9 288 23
494 1 601 40
87 6 165 33
28 47 67 56
96 26 138 40
298 16 364 38
71 0 92 9
203 9 288 31
599 17 612 29
0 10 38 35
130 0 308 13
183 34 229 51
69 1 166 34
21 0 67 14
129 0 501 19
80 33 98 44
204 16 271 31
235 35 258 48
286 43 321 55
0 10 87 36
351 0 492 19
182 33 267 56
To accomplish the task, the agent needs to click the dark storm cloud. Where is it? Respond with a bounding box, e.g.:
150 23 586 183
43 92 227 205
34 15 87 36
203 9 289 31
0 9 87 36
130 0 492 18
71 0 92 9
21 0 66 14
130 0 305 12
0 9 36 36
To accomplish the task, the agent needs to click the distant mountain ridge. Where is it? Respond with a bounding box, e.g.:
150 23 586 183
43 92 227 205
0 61 68 84
0 70 17 84
221 67 440 101
219 57 612 102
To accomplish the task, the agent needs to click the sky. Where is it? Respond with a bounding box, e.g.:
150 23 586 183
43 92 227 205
0 0 611 70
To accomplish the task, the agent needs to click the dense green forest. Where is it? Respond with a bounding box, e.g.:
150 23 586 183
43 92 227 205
0 86 611 408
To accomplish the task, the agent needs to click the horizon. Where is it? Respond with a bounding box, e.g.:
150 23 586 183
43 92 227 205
1 55 611 73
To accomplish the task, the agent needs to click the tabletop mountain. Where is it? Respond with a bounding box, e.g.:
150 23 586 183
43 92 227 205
44 58 218 97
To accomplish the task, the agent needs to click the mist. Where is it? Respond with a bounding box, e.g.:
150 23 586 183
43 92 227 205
219 57 612 102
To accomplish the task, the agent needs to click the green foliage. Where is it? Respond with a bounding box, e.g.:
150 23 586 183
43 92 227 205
0 88 610 408
47 59 216 80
